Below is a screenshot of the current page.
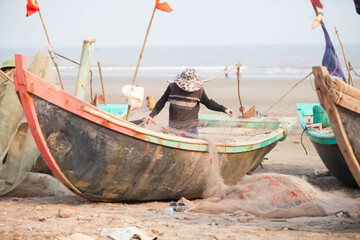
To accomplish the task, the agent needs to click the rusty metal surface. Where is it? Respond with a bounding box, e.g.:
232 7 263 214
34 95 276 202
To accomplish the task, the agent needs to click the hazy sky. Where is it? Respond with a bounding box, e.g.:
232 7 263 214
0 0 359 48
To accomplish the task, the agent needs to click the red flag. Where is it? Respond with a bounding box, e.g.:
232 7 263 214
156 0 173 12
311 0 323 9
26 0 40 17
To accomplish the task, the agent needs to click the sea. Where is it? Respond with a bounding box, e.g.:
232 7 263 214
1 44 359 82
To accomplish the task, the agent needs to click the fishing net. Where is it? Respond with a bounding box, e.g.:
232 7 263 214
144 115 356 218
185 141 357 218
0 50 56 195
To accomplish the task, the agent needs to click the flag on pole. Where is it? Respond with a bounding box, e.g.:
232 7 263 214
156 0 173 12
26 0 40 17
311 0 323 9
320 23 345 78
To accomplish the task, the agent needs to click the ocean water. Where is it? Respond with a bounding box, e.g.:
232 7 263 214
1 44 359 81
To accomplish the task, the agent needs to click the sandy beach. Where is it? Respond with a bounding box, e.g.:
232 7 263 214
1 76 360 239
66 74 324 115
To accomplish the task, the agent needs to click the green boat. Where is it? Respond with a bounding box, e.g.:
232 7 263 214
297 103 357 187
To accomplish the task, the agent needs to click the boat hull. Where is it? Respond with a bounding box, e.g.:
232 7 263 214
313 66 360 187
34 95 277 201
337 105 360 165
310 140 357 186
297 103 357 187
14 55 295 202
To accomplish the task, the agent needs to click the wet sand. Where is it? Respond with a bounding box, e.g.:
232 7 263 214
1 76 360 239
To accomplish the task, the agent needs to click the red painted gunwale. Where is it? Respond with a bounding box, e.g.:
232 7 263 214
14 55 160 196
13 54 208 196
14 55 83 195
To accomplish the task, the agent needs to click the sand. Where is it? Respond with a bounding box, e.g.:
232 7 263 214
1 76 360 239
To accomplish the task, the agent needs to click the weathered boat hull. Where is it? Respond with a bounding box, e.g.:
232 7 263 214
14 55 296 202
311 140 357 186
35 95 279 201
313 66 360 187
297 103 357 187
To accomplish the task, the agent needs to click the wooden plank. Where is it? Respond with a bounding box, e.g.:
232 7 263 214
329 89 360 114
313 66 360 187
75 39 96 100
328 74 360 100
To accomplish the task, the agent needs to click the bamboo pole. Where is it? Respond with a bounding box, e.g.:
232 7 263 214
167 63 242 84
335 27 355 87
75 39 96 100
236 66 244 117
90 70 93 104
311 3 321 17
0 69 14 83
203 64 242 83
262 72 313 116
98 62 107 104
38 11 64 90
55 51 99 103
126 6 157 121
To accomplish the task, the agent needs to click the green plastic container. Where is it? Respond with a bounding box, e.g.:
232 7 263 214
313 105 331 128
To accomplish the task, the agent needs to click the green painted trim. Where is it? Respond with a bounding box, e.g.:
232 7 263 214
144 127 285 153
98 105 295 152
297 103 337 145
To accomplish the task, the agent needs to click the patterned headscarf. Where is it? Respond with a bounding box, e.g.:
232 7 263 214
174 68 203 92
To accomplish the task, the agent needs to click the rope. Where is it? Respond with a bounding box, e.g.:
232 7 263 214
301 127 308 155
349 61 360 77
335 91 343 105
167 63 242 84
54 51 94 100
325 75 343 104
262 72 313 116
309 74 316 92
55 52 80 65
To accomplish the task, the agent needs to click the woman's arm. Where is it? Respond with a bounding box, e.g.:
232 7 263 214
200 89 233 117
148 84 171 118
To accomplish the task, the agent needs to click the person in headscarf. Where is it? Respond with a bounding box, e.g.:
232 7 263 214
146 68 233 134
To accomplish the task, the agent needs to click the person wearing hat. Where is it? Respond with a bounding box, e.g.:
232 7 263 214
0 59 16 74
0 59 16 100
146 68 233 134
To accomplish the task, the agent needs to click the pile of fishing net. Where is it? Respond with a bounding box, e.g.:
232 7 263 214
184 173 357 218
0 50 56 195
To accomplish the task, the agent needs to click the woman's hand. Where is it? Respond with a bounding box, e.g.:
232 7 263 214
145 116 153 124
225 109 234 117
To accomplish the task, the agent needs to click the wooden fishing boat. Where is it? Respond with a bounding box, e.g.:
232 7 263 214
14 55 297 202
313 66 360 188
296 103 357 186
